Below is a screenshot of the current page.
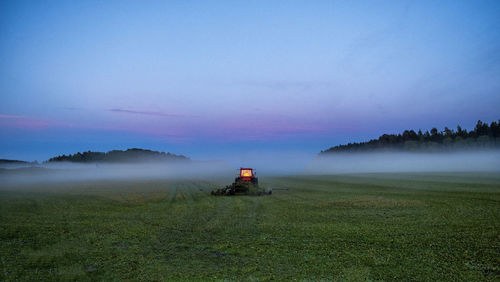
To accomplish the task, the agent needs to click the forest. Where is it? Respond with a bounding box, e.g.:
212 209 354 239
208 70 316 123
46 148 189 163
321 120 500 154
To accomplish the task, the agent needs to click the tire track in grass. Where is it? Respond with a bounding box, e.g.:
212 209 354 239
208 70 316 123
167 183 179 204
154 181 217 261
155 182 262 276
157 178 330 278
144 180 170 203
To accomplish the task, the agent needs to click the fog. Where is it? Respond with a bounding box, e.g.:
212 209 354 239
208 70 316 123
304 150 500 174
0 160 235 185
1 150 499 186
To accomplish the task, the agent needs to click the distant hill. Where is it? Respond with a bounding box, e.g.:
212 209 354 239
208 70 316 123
0 159 38 168
0 159 29 164
321 120 500 154
46 148 189 163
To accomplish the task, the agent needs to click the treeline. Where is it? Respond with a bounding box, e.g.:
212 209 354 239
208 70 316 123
0 159 30 164
321 120 500 154
0 159 38 167
46 148 189 163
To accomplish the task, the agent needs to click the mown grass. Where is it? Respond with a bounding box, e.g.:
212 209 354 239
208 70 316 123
0 173 499 280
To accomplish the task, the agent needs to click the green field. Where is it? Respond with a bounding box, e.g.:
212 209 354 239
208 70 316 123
1 173 499 280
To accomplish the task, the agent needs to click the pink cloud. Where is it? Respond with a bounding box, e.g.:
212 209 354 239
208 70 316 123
12 120 51 129
0 112 189 138
103 113 361 142
0 111 359 143
0 114 25 119
198 115 360 141
109 108 190 118
0 114 51 129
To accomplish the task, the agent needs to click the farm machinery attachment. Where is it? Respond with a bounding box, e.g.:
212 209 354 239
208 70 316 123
211 168 272 196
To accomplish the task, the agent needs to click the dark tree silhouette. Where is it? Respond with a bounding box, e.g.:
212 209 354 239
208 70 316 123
46 148 189 163
322 119 500 154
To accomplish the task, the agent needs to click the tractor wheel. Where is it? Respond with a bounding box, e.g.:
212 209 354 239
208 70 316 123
251 177 258 185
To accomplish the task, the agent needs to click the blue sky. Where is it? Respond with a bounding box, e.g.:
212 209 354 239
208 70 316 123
1 0 499 164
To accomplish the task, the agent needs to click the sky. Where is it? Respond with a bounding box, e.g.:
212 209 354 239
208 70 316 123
1 0 500 165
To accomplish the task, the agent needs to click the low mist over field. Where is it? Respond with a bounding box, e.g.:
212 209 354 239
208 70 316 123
0 160 234 185
2 149 500 187
305 150 500 174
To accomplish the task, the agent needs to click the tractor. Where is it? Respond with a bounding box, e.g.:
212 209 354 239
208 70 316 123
211 168 271 196
236 168 258 185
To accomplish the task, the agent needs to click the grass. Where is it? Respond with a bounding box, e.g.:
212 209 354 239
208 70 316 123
0 172 499 280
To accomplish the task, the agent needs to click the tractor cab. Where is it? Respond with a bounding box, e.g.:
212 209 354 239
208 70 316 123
239 168 254 182
235 168 258 185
